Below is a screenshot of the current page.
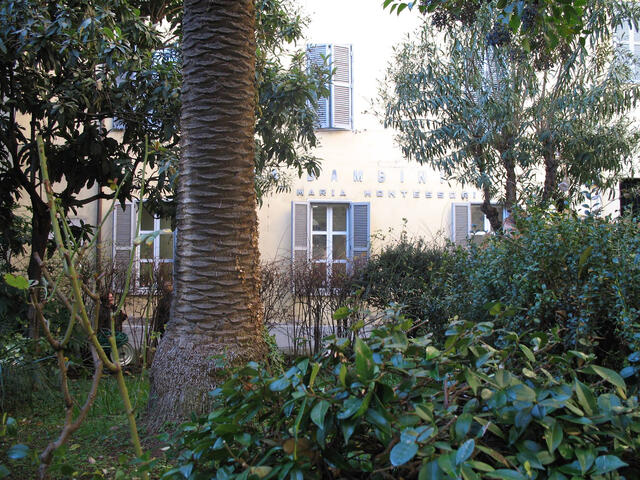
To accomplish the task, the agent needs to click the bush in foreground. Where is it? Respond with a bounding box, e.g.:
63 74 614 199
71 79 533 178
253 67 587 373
163 311 640 479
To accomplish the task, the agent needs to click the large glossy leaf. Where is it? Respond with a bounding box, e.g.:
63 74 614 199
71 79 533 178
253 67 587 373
544 422 563 453
419 461 443 480
456 439 475 465
355 337 374 381
589 365 626 394
310 400 330 429
486 469 528 480
389 440 418 466
592 455 628 475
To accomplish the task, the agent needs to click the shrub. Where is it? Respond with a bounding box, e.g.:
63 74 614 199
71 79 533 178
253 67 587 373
465 209 640 369
163 311 640 479
355 235 470 339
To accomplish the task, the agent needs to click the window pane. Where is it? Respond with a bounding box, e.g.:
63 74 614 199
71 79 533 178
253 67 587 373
312 205 327 231
332 235 346 260
160 216 172 230
333 205 347 231
140 241 153 260
158 263 173 284
141 207 154 231
312 235 327 260
312 262 327 286
332 262 347 280
159 234 173 259
470 205 485 232
139 263 153 287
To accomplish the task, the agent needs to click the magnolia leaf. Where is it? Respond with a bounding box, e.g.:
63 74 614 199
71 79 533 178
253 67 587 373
486 469 528 480
593 455 628 475
456 439 475 465
419 461 443 480
355 337 374 381
389 440 418 466
589 365 626 394
310 400 330 429
544 422 563 453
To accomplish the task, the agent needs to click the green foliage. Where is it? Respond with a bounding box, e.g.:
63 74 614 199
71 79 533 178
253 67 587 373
263 326 285 376
355 235 468 339
163 314 640 479
380 0 640 213
0 333 57 412
461 209 640 369
383 0 605 52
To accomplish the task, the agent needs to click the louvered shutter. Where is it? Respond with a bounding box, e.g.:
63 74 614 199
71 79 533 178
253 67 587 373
350 202 370 263
291 202 309 265
113 203 135 269
452 203 470 246
332 44 352 130
307 44 330 129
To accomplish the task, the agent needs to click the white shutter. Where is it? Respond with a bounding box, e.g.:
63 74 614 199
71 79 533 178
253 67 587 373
307 44 330 129
350 202 370 262
452 203 470 246
113 203 135 268
291 201 309 264
331 44 352 130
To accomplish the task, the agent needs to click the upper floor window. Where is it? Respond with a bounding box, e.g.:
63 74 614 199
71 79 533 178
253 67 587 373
307 44 353 130
616 22 640 82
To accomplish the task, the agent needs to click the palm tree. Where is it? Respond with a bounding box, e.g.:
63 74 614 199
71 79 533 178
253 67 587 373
148 0 266 428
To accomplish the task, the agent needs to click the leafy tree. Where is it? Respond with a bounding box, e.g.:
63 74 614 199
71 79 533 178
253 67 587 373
384 0 592 52
380 0 640 228
0 0 181 287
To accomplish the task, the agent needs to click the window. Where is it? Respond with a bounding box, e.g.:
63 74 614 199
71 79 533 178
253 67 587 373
307 44 353 130
292 201 370 285
451 203 505 246
138 206 174 288
113 203 175 290
616 22 640 82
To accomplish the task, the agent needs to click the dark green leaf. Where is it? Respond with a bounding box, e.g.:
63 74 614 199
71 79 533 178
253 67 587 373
310 400 329 429
355 337 374 381
419 461 443 480
592 455 628 475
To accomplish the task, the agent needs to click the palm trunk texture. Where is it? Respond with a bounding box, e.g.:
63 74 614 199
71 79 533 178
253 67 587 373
148 0 266 429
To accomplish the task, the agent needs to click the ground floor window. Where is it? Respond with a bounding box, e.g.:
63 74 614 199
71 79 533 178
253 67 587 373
292 201 370 286
451 202 505 246
113 202 174 290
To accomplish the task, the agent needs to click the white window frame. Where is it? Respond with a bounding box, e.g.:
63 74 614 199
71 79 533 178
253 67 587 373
451 202 506 245
310 202 350 285
136 202 175 292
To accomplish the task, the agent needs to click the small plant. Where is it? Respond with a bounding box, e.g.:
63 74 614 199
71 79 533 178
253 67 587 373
163 309 640 479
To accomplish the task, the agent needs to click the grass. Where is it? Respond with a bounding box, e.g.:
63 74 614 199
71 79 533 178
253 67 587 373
1 369 170 479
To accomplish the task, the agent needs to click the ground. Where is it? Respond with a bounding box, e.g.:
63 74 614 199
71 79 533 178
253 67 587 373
1 373 169 479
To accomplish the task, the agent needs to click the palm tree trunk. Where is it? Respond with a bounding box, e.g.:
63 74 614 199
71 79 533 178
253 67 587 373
148 0 266 429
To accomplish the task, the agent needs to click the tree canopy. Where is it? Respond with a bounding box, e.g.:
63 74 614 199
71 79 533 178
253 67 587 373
380 0 640 228
0 0 328 283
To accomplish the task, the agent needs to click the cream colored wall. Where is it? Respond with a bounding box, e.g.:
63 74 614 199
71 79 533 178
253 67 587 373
257 1 482 260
